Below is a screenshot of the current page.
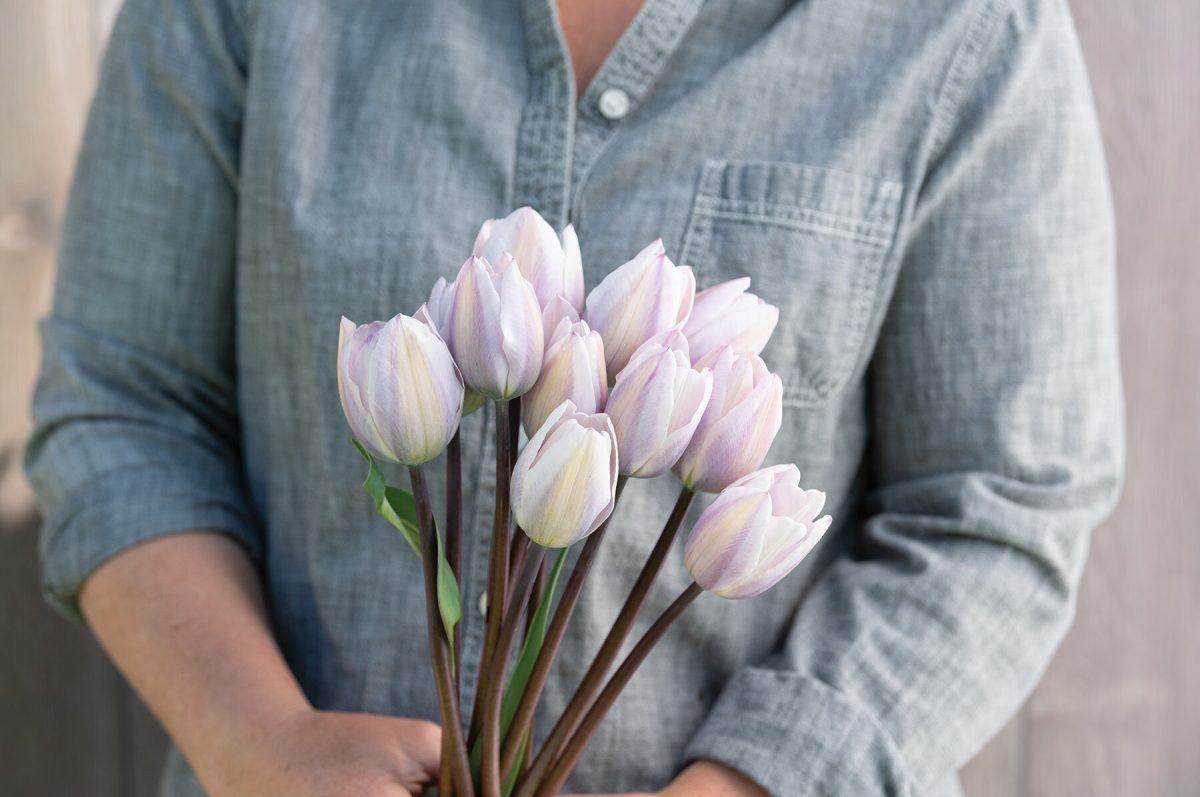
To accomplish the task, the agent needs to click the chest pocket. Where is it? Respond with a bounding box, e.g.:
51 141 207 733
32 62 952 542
679 160 902 406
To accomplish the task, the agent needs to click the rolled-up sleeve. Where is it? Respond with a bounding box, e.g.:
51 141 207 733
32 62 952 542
684 1 1124 793
25 0 258 622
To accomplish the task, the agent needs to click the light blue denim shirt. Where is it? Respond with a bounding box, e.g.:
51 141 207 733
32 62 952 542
27 0 1123 794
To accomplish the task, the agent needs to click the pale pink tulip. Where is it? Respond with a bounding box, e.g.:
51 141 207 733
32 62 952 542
416 281 485 417
683 277 779 364
584 240 695 376
510 401 619 548
421 276 455 338
523 319 608 436
684 465 832 598
473 206 585 315
605 332 712 478
540 294 580 348
337 314 464 466
673 346 783 492
445 255 544 400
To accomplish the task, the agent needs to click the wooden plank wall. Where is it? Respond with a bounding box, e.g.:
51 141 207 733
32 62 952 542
0 1 1195 795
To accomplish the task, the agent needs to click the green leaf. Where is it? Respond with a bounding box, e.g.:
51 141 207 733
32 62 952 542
469 548 569 786
502 730 530 797
351 440 460 669
352 439 421 556
436 521 461 672
501 548 567 736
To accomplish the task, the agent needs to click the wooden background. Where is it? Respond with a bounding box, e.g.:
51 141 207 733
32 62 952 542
1 1 1196 794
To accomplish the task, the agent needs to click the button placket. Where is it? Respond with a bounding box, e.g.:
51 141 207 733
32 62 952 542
454 0 579 718
570 0 706 204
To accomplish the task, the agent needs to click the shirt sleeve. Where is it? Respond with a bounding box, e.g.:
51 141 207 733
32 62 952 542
24 0 259 623
683 1 1124 793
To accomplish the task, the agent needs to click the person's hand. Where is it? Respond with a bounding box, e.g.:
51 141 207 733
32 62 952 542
207 708 442 797
565 759 769 797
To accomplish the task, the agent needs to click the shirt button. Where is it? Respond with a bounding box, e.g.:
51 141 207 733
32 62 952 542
478 591 488 618
597 88 632 121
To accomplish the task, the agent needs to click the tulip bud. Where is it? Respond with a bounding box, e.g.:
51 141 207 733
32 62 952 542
683 277 780 364
523 319 608 436
445 255 544 400
511 401 619 548
473 206 585 315
416 287 485 418
684 465 832 598
673 347 783 492
605 333 712 478
337 314 464 466
584 240 696 376
417 276 453 338
540 294 580 349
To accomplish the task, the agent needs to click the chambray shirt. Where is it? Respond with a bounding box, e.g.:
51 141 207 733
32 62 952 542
27 0 1124 794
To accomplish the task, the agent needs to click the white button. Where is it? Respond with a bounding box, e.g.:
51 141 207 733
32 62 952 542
597 88 631 121
478 591 488 618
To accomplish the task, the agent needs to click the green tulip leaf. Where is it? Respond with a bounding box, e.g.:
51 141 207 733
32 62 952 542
436 520 461 672
501 547 567 737
352 439 421 556
502 730 530 797
352 440 460 666
468 547 568 786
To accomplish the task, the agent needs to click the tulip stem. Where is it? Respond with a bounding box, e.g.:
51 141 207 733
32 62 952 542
444 431 464 797
515 485 694 797
499 476 628 780
506 400 525 584
535 583 704 797
469 400 517 758
482 543 549 797
408 466 475 797
447 430 463 678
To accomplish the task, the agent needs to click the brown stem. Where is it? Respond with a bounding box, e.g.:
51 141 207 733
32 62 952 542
526 555 547 636
482 544 548 796
409 466 475 797
499 477 629 779
515 485 693 797
535 583 704 797
468 400 516 749
507 533 532 614
447 430 463 678
506 401 524 584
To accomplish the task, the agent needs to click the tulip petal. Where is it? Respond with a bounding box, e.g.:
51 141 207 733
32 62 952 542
560 223 585 312
719 514 832 599
684 491 771 592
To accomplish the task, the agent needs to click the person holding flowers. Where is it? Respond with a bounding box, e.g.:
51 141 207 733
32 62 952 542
26 0 1123 795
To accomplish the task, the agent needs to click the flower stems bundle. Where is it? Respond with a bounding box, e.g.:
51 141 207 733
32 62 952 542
337 207 833 796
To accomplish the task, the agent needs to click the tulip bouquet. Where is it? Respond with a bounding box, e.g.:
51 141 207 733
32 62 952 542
337 208 832 797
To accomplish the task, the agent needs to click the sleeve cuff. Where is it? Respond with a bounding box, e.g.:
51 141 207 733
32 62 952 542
38 463 260 624
682 668 918 797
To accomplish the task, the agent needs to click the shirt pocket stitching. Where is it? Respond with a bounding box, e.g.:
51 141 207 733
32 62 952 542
679 159 902 407
690 197 896 249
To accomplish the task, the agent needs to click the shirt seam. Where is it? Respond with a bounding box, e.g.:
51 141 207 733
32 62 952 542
925 0 1010 166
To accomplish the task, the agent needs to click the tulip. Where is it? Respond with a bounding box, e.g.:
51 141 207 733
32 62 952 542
683 277 779 364
541 294 580 348
684 465 832 598
510 401 618 548
337 314 464 466
523 318 608 436
445 254 544 400
416 281 485 417
473 206 585 315
584 239 696 376
605 331 712 478
420 276 455 339
673 346 783 492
